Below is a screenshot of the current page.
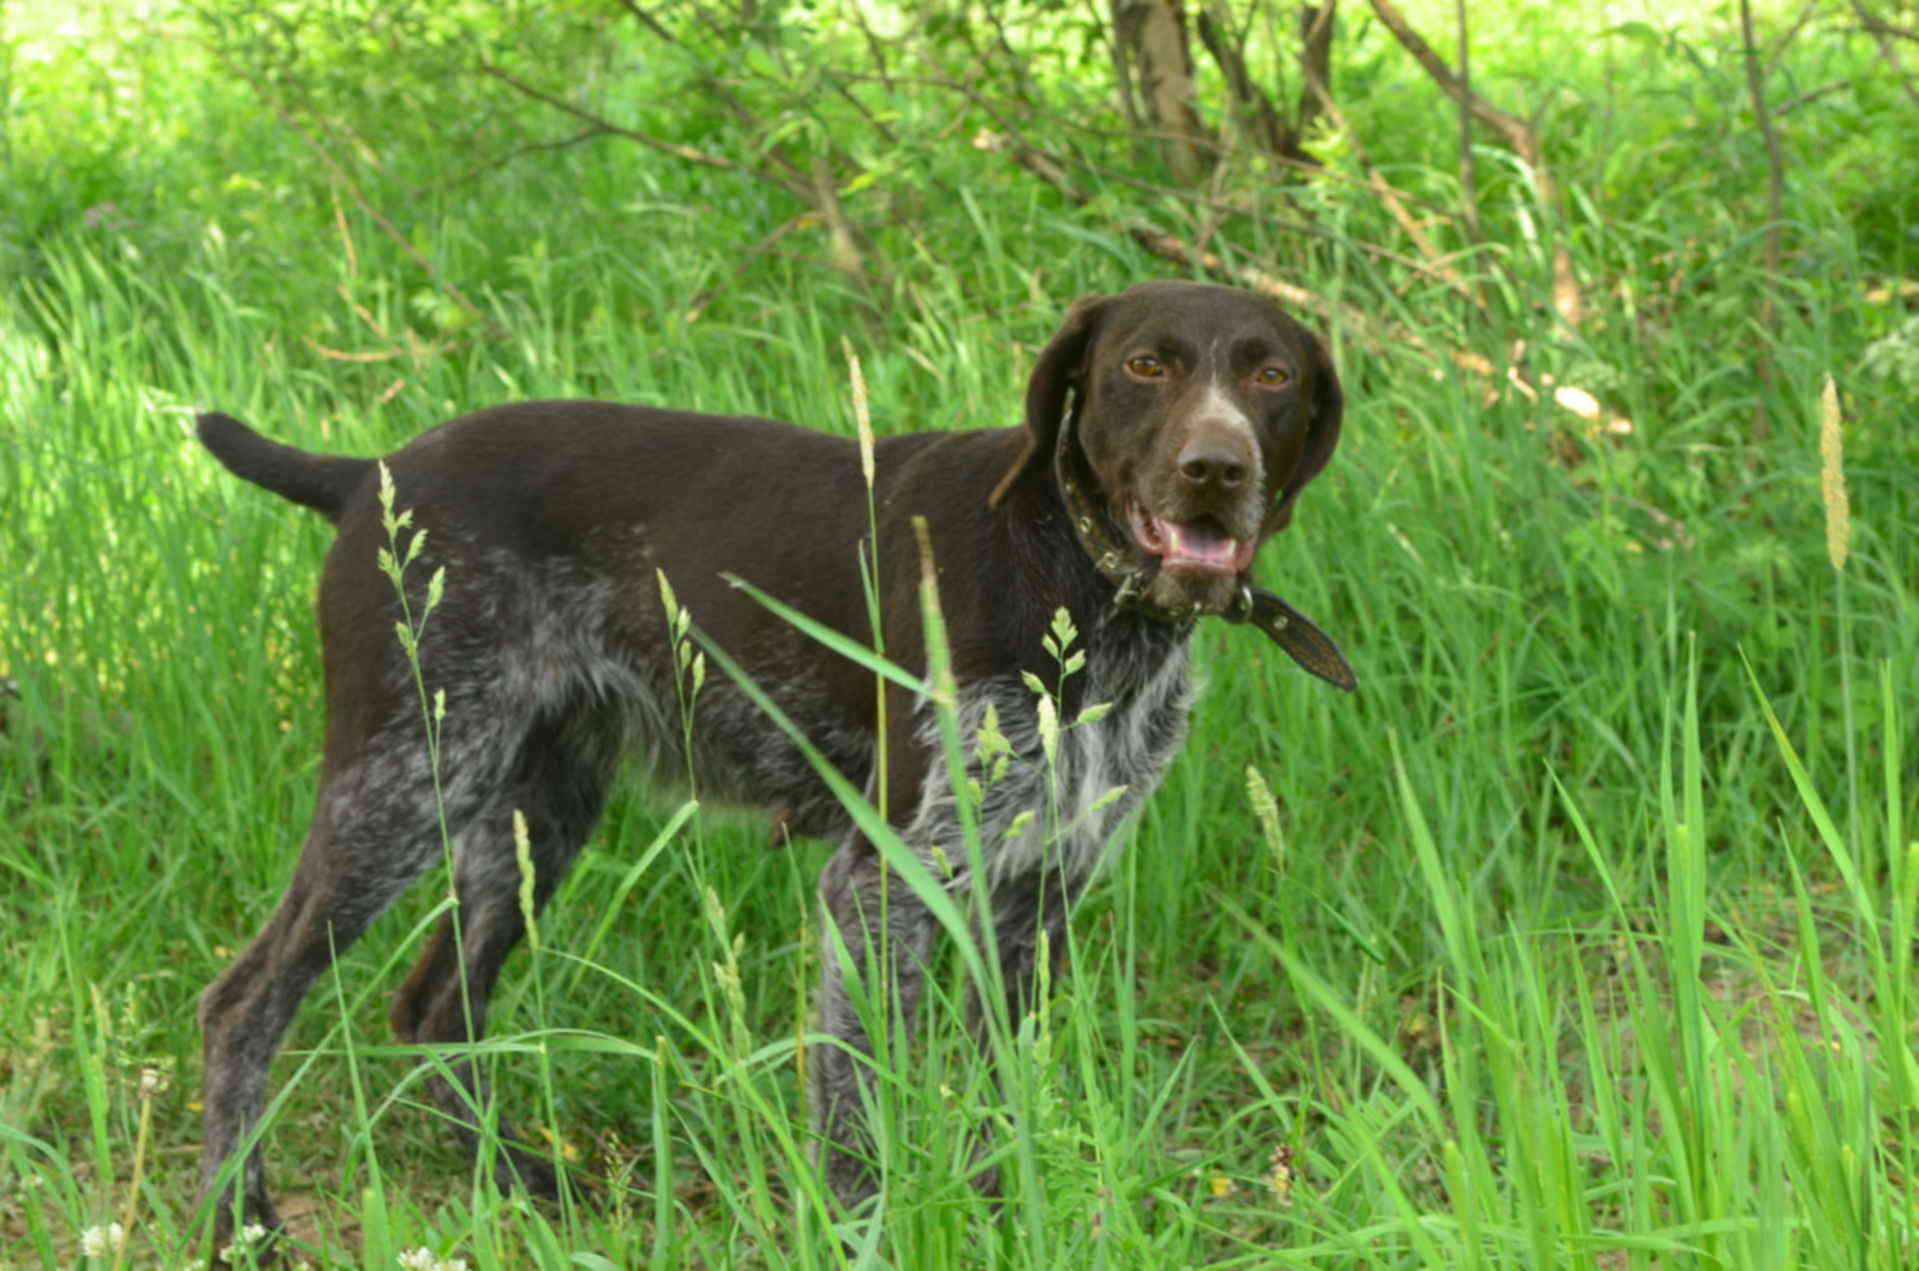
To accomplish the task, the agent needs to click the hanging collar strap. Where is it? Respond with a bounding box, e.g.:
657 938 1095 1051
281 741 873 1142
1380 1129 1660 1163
1051 409 1357 692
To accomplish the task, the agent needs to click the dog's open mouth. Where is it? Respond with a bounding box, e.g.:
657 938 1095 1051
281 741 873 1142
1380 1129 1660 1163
1126 503 1256 576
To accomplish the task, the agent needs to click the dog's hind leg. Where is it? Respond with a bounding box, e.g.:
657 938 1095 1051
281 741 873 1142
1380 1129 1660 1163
196 707 516 1247
386 706 622 1200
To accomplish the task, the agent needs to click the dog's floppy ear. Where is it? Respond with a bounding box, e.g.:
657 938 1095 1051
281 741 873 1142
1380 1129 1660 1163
988 293 1113 509
1267 326 1343 531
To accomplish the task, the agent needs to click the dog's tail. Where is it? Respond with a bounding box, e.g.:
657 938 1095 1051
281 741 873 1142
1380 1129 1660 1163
196 413 375 524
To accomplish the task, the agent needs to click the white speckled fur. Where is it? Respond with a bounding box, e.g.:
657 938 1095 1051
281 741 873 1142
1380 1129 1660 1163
903 631 1196 892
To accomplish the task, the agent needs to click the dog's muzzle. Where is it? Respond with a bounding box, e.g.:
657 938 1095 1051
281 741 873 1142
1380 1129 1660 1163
1052 411 1357 692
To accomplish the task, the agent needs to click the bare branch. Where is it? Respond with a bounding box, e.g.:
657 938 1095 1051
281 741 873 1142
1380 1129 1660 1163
607 0 849 192
977 96 1630 444
478 61 796 194
1194 2 1307 165
279 111 495 338
1774 80 1851 115
684 213 809 323
441 126 618 189
809 154 873 297
1762 0 1821 82
1366 0 1534 155
479 56 883 305
611 0 681 47
1302 69 1477 305
1849 0 1919 111
1295 3 1337 137
1367 0 1581 326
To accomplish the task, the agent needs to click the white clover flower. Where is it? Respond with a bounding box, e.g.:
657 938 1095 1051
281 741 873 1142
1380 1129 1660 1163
218 1223 271 1264
397 1243 470 1270
80 1222 126 1257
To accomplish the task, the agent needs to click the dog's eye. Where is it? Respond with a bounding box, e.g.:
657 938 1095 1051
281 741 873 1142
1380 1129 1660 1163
1126 356 1167 380
1254 366 1291 387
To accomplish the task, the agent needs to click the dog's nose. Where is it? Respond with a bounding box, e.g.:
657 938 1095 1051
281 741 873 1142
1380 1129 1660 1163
1177 436 1250 489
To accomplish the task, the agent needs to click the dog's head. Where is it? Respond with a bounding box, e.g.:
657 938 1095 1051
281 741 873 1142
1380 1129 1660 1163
993 280 1343 617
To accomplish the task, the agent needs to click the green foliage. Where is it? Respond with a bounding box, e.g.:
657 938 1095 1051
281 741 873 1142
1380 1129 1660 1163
3 1 1916 1266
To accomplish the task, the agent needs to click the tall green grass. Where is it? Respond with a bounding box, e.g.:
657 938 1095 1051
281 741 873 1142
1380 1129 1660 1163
3 3 1915 1267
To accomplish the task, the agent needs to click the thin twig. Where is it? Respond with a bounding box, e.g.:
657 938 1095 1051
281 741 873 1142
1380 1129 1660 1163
1368 0 1582 325
1367 0 1534 155
1762 0 1820 81
278 110 496 337
1857 11 1919 39
611 0 681 46
1295 2 1337 137
667 0 865 186
1774 80 1851 115
1195 1 1304 165
843 69 1461 286
1302 63 1477 304
440 126 619 190
809 154 874 297
684 213 809 323
1848 0 1919 111
478 61 795 194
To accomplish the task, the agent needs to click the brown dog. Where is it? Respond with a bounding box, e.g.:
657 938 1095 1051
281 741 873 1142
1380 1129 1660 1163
193 280 1351 1245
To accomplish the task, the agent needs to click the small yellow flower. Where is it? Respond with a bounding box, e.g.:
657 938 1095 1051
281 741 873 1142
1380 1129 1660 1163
537 1125 582 1163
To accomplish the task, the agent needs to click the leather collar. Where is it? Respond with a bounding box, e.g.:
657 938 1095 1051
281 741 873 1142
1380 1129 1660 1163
1052 409 1357 691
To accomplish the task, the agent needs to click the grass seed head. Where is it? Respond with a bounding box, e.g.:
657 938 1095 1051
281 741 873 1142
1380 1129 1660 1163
1818 375 1849 571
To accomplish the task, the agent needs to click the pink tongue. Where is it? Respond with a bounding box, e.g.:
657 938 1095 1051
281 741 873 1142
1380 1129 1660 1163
1164 520 1240 569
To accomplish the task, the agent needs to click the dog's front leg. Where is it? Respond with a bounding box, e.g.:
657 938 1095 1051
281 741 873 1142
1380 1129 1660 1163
971 863 1082 1039
810 840 941 1210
